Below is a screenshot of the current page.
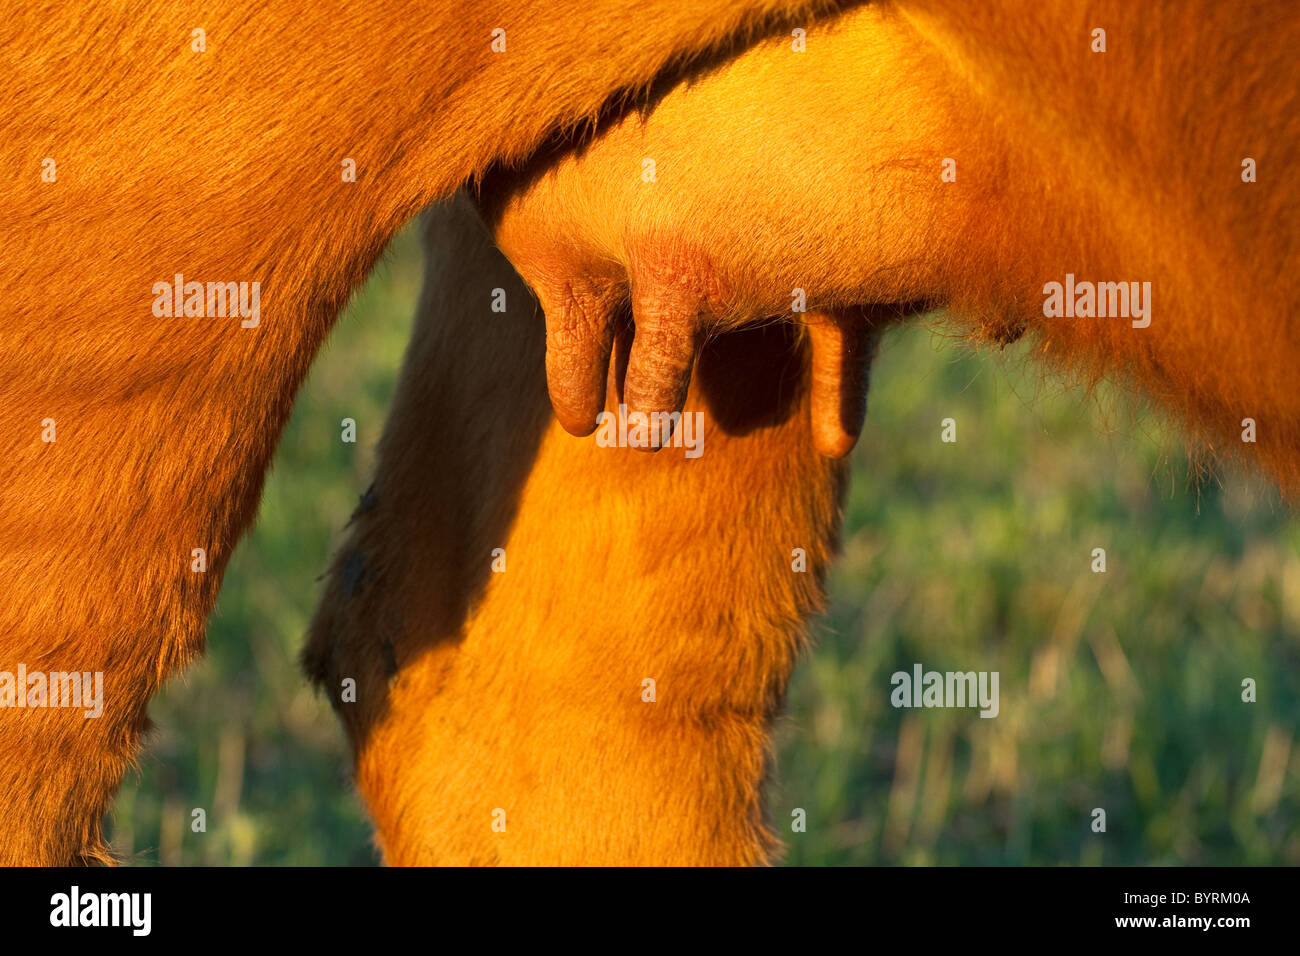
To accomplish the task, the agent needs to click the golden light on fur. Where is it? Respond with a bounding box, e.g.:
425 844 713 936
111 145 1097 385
3 0 1297 866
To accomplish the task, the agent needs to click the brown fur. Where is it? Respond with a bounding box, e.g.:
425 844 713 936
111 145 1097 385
0 0 837 865
306 197 843 863
310 0 1300 864
5 0 1296 865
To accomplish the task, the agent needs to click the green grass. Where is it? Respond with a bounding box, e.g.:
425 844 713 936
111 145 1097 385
108 225 1300 865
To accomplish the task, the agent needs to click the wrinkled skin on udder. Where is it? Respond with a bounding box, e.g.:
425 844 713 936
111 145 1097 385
480 4 999 457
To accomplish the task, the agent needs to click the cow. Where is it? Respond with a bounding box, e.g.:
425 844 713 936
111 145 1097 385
4 0 1296 866
307 0 1300 864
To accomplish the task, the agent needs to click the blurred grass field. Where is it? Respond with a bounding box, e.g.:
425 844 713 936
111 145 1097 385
107 224 1300 865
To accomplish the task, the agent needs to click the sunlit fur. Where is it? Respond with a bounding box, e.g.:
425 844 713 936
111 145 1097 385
0 0 832 864
311 0 1300 865
306 196 842 863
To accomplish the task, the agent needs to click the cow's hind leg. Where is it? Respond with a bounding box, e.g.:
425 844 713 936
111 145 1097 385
305 194 848 865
